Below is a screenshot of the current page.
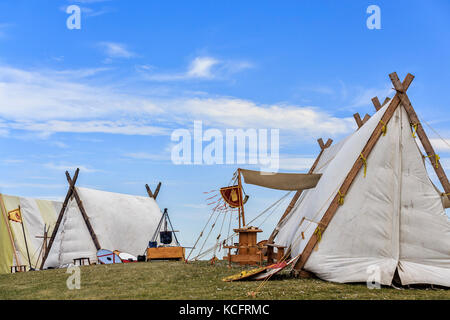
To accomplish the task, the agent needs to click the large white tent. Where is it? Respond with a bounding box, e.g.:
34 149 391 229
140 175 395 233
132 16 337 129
271 72 450 287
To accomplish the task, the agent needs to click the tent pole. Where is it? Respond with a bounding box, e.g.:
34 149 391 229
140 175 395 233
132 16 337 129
266 138 333 247
40 168 80 270
237 169 245 227
293 72 415 272
389 73 450 199
0 194 21 267
18 206 32 270
66 172 101 251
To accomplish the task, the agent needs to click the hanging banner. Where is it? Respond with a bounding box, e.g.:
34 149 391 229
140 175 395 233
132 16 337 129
220 185 242 208
8 208 22 223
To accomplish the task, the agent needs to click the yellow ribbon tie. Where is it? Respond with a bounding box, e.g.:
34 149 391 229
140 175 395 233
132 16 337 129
360 153 367 178
314 227 322 251
338 190 345 206
426 154 440 169
380 120 387 136
411 123 418 138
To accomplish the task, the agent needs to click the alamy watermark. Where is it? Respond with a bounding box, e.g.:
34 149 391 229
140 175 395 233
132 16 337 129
66 265 81 290
66 5 81 30
171 121 280 172
366 5 381 30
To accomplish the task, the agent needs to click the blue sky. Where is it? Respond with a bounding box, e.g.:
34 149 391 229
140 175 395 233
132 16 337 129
0 0 449 249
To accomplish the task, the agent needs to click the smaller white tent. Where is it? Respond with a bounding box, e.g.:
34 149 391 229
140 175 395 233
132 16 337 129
0 194 61 274
43 182 163 269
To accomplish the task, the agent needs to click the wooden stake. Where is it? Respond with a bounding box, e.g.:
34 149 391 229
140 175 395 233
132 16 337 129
237 169 246 227
382 97 391 106
153 182 162 200
353 113 363 128
293 72 414 271
18 206 32 269
371 97 382 111
362 114 371 124
389 73 450 198
145 184 153 198
40 168 80 270
266 138 333 246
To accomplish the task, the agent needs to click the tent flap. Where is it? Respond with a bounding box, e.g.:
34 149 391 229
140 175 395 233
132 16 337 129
240 169 322 191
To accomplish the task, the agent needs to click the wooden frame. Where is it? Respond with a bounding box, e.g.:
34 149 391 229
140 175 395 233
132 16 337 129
293 72 415 271
266 138 333 247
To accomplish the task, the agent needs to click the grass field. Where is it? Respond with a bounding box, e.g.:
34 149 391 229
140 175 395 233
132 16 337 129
0 261 448 300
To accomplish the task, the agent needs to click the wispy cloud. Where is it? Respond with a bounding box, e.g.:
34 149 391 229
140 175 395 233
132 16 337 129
99 42 136 59
141 56 253 81
0 64 354 139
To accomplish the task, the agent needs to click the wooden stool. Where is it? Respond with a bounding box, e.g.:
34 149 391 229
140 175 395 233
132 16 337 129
73 257 91 266
10 265 27 273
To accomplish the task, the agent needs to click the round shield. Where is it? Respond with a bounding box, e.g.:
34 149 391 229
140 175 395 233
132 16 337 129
97 249 122 264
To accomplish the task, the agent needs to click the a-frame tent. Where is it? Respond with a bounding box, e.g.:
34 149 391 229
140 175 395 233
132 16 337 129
273 72 450 287
41 169 163 269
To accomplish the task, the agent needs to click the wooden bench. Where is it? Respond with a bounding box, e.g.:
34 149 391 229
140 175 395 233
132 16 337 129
73 257 91 266
10 265 27 273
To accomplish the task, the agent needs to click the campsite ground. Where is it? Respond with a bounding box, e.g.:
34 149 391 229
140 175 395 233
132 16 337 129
0 261 449 300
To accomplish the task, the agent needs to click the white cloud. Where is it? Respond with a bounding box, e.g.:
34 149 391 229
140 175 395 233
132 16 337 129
0 64 354 139
141 56 253 81
348 85 394 109
186 57 219 78
99 42 135 59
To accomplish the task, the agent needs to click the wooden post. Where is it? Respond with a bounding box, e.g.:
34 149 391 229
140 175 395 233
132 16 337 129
145 184 153 198
371 97 382 111
66 172 101 251
362 114 371 124
237 169 245 227
293 72 415 271
389 73 450 198
153 182 162 200
40 168 80 270
266 138 333 246
18 206 32 269
353 113 363 128
382 97 391 106
0 194 21 267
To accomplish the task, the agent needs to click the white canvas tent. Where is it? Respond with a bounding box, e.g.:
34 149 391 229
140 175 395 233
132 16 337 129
41 169 163 269
0 194 61 274
269 72 450 287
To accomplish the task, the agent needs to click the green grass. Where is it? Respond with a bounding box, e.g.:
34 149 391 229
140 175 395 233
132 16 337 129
0 261 448 300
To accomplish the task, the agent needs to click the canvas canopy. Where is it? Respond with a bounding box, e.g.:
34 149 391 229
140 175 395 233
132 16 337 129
240 169 321 191
274 86 450 287
44 186 163 268
0 194 61 274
